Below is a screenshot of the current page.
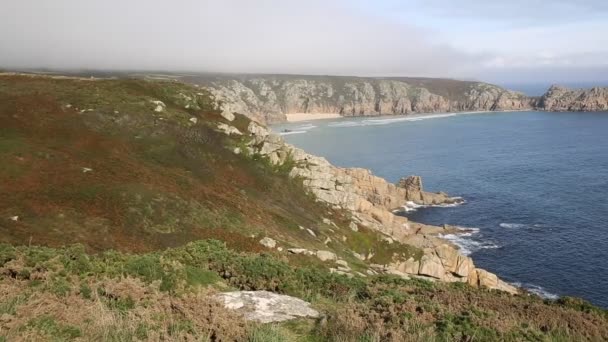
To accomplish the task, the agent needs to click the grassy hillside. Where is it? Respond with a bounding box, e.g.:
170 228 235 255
0 74 607 341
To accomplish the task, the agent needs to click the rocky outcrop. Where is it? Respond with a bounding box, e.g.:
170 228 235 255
242 122 517 294
192 75 532 123
539 85 608 112
389 244 518 294
397 175 460 205
216 291 319 323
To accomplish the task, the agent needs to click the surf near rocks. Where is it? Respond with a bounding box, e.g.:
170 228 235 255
243 121 517 294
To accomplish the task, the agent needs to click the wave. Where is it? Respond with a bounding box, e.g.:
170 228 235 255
398 198 465 213
439 226 499 256
511 282 559 300
279 130 307 136
295 123 317 130
500 222 549 230
499 223 527 229
325 112 489 128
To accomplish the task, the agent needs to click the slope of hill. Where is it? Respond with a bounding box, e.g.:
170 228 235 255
0 73 607 341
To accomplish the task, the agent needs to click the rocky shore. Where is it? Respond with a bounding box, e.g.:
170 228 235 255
183 74 608 123
196 76 531 123
219 111 518 294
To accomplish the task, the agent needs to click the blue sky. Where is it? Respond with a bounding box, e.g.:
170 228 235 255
1 0 607 85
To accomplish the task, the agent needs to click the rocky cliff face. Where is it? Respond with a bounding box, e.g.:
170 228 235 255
539 85 608 111
218 117 517 293
186 75 532 123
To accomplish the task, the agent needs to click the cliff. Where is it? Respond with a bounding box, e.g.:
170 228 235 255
539 85 608 111
177 74 608 123
182 74 532 123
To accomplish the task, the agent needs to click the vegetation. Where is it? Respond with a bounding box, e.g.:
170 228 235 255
0 73 607 341
0 241 607 341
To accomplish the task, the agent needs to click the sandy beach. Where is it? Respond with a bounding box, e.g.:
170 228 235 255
285 113 342 122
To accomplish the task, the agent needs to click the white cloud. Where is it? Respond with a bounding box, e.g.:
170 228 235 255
0 0 606 84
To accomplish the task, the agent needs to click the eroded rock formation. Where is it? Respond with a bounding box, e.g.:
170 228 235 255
192 76 532 123
540 85 608 112
241 121 517 294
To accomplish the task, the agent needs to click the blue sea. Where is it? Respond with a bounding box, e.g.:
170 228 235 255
273 111 608 308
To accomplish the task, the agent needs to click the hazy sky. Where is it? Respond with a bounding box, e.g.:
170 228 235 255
2 0 607 84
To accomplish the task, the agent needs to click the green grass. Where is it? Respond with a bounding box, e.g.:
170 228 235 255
1 240 608 341
248 324 290 342
0 295 27 315
23 315 82 340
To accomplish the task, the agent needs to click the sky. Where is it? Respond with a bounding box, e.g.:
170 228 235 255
1 0 607 85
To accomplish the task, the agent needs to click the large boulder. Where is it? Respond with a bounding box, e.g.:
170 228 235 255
217 123 242 135
454 255 475 277
392 257 420 275
435 244 460 273
259 237 277 249
216 291 319 323
418 254 446 279
316 250 337 262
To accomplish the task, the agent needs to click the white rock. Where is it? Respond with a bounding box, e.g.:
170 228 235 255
349 221 359 232
316 250 337 262
277 247 283 252
216 291 319 323
82 167 93 173
259 237 277 249
322 218 332 225
221 109 235 121
382 236 394 244
151 100 166 112
189 117 198 124
306 229 316 237
217 123 243 136
9 216 19 222
247 121 269 137
353 252 366 261
335 259 348 267
233 147 241 155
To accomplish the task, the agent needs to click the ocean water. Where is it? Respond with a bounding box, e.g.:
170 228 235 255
273 111 608 308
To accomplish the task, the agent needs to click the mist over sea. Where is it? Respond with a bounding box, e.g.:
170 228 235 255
274 111 608 308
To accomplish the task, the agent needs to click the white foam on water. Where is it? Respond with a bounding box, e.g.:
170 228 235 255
440 226 499 256
295 123 317 130
325 111 492 128
279 130 307 136
500 222 549 230
499 222 527 229
397 198 465 213
511 282 559 300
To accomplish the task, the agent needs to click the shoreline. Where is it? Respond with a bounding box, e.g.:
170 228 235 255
283 109 529 123
285 113 342 122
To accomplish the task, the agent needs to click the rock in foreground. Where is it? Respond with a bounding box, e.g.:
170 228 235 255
216 291 320 323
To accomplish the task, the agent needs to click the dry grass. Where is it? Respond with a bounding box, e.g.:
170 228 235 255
0 276 250 341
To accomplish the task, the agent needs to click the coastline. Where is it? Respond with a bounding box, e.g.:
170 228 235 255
285 113 342 122
284 109 528 123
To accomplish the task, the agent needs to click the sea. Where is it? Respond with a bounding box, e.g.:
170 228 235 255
272 110 608 308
